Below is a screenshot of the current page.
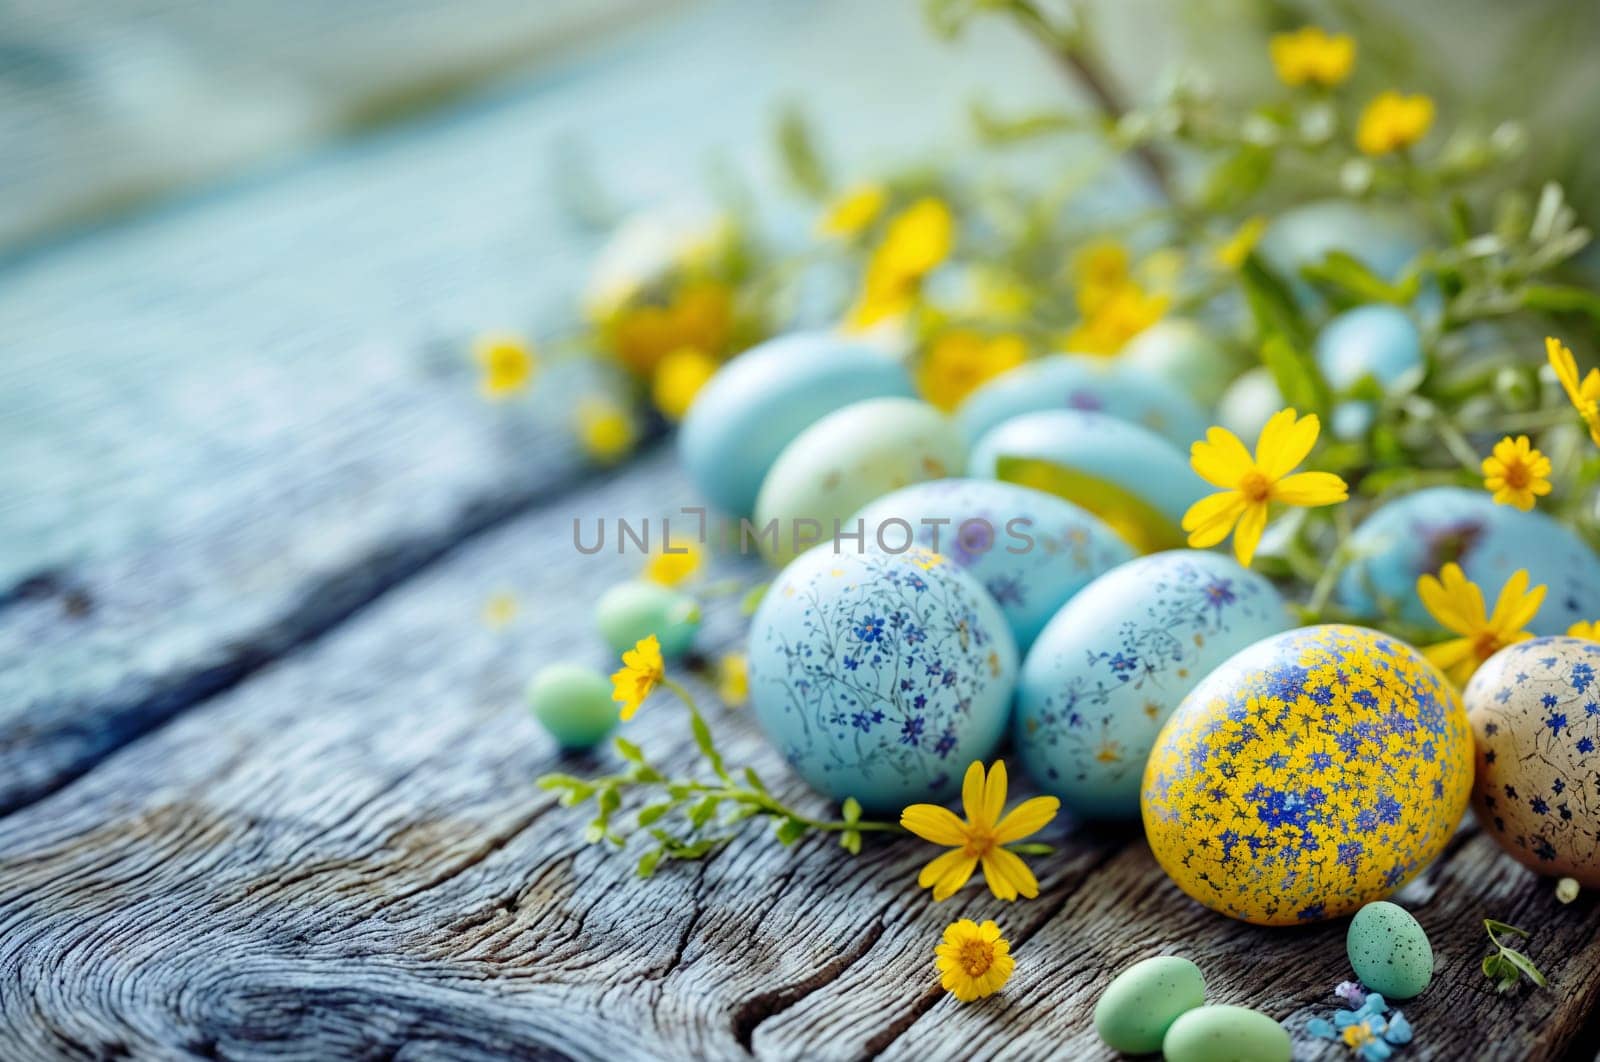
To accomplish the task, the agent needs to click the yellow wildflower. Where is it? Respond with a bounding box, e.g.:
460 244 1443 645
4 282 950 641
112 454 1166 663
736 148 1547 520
652 348 719 421
1182 409 1349 568
819 183 887 238
644 540 703 587
575 398 637 464
901 759 1059 902
935 919 1015 1003
1064 284 1168 356
1548 336 1600 447
1482 435 1552 512
717 652 748 707
1356 92 1435 156
473 333 536 399
1417 564 1544 687
917 330 1028 411
877 197 955 279
1269 27 1356 88
607 281 733 376
1072 239 1133 315
1568 620 1600 641
610 635 664 721
1215 216 1268 271
481 591 518 629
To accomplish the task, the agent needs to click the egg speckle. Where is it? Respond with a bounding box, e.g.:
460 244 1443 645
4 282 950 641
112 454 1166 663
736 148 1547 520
748 547 1016 813
1142 625 1473 924
1016 551 1289 819
1346 901 1433 1000
1466 635 1600 886
1161 1005 1290 1062
1093 955 1206 1055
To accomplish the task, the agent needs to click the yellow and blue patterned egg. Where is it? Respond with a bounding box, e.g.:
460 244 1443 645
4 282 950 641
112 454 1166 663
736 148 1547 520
748 546 1017 814
956 354 1208 450
1015 551 1290 820
1465 635 1600 886
968 410 1206 555
1141 625 1473 925
852 479 1133 652
754 397 965 567
1337 487 1600 635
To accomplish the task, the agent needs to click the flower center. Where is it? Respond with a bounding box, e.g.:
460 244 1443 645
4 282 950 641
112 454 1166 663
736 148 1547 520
962 827 995 859
1473 630 1504 661
1342 1023 1375 1048
958 938 995 977
1502 460 1532 489
1240 470 1273 503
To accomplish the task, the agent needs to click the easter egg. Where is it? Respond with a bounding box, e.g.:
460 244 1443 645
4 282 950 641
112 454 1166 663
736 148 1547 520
1347 901 1433 1000
1216 367 1282 442
1465 635 1600 886
955 354 1208 449
1142 625 1473 925
1093 955 1207 1055
527 664 618 750
1162 1006 1291 1062
852 479 1134 651
1120 319 1237 407
1015 551 1291 819
679 332 914 516
595 581 701 659
747 546 1017 813
753 397 964 566
1260 200 1422 292
1314 305 1423 441
1337 487 1600 635
968 410 1206 554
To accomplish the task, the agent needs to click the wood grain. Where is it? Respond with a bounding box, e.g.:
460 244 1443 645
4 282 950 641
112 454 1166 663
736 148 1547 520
3 451 1597 1060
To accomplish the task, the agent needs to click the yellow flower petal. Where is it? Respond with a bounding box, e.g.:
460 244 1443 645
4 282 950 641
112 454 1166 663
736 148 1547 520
978 759 1009 830
901 804 971 847
982 846 1040 901
931 852 980 902
1182 491 1248 548
1488 569 1545 633
959 760 986 826
1254 408 1319 480
1271 470 1349 506
1190 426 1255 488
919 848 976 895
1232 501 1269 568
993 795 1060 844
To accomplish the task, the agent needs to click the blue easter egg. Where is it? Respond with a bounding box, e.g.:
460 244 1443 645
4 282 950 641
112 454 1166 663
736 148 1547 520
956 354 1208 450
1015 551 1290 819
748 547 1017 813
1260 200 1423 291
679 332 913 516
1337 487 1600 635
1314 305 1422 393
968 410 1207 554
852 479 1134 651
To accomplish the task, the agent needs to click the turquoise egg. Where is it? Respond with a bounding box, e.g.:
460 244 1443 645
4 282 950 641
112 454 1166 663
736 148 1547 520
968 410 1206 554
1347 901 1433 1000
1336 487 1600 635
1314 305 1422 441
852 479 1134 651
1216 367 1282 441
1260 200 1422 293
753 397 965 567
748 546 1017 813
595 581 701 659
1120 319 1237 407
956 354 1208 449
527 664 618 750
1015 551 1290 819
678 332 913 516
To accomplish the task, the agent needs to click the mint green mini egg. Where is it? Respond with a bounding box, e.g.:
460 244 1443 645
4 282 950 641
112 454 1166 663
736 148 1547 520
1346 901 1433 1000
528 664 618 749
1162 1005 1291 1062
1093 955 1206 1054
596 581 701 659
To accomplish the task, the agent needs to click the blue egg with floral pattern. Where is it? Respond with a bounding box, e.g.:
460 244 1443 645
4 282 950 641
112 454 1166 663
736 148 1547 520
1337 487 1600 635
1015 551 1291 819
748 546 1018 813
853 479 1134 652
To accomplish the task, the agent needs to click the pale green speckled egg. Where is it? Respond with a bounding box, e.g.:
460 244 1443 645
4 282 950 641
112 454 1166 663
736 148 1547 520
595 581 701 659
527 664 618 750
1162 1005 1291 1062
1346 901 1433 1000
1093 955 1206 1055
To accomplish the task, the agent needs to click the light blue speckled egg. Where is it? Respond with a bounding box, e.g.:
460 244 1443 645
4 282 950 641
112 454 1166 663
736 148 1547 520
1120 319 1238 408
679 332 913 516
748 546 1017 813
1015 551 1290 819
754 397 966 567
852 479 1134 651
957 354 1208 450
1337 487 1600 635
1314 305 1423 441
968 410 1206 554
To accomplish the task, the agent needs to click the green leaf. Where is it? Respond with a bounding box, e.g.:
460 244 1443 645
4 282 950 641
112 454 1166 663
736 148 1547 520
1259 334 1330 419
636 848 665 879
773 816 807 846
839 829 862 855
597 785 621 817
739 583 770 616
842 797 862 824
636 801 674 828
1200 145 1274 213
613 737 646 764
629 764 664 784
1300 251 1418 306
1240 253 1312 351
743 766 769 794
775 104 830 199
581 822 606 846
1501 947 1548 988
688 796 722 828
690 712 728 780
1005 842 1055 856
1521 284 1600 324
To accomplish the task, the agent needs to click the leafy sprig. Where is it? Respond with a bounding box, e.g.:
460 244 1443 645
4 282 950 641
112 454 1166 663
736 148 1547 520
1481 920 1549 993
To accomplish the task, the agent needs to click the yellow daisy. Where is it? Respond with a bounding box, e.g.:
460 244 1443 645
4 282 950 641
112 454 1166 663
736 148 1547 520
610 635 664 721
652 348 719 421
575 398 638 464
1356 91 1435 156
1269 27 1356 88
1568 621 1600 641
644 540 703 587
1548 336 1600 447
818 183 887 238
935 919 1015 1003
717 652 748 707
900 760 1059 902
917 329 1028 411
474 333 537 399
1181 409 1349 568
1417 564 1545 687
1481 435 1552 511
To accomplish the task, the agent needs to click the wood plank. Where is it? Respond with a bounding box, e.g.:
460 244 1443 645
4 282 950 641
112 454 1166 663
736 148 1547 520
0 0 1072 812
2 452 1596 1060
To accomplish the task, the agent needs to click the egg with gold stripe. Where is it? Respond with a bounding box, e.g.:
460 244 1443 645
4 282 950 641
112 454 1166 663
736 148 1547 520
1141 624 1473 925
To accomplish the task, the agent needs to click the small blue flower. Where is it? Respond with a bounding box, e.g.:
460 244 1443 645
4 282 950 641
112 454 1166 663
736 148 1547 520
1307 988 1415 1061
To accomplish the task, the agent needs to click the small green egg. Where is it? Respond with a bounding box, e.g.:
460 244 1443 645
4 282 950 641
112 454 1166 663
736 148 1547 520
1162 1005 1290 1062
1093 955 1206 1054
1346 901 1433 1000
527 664 618 750
595 581 701 659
